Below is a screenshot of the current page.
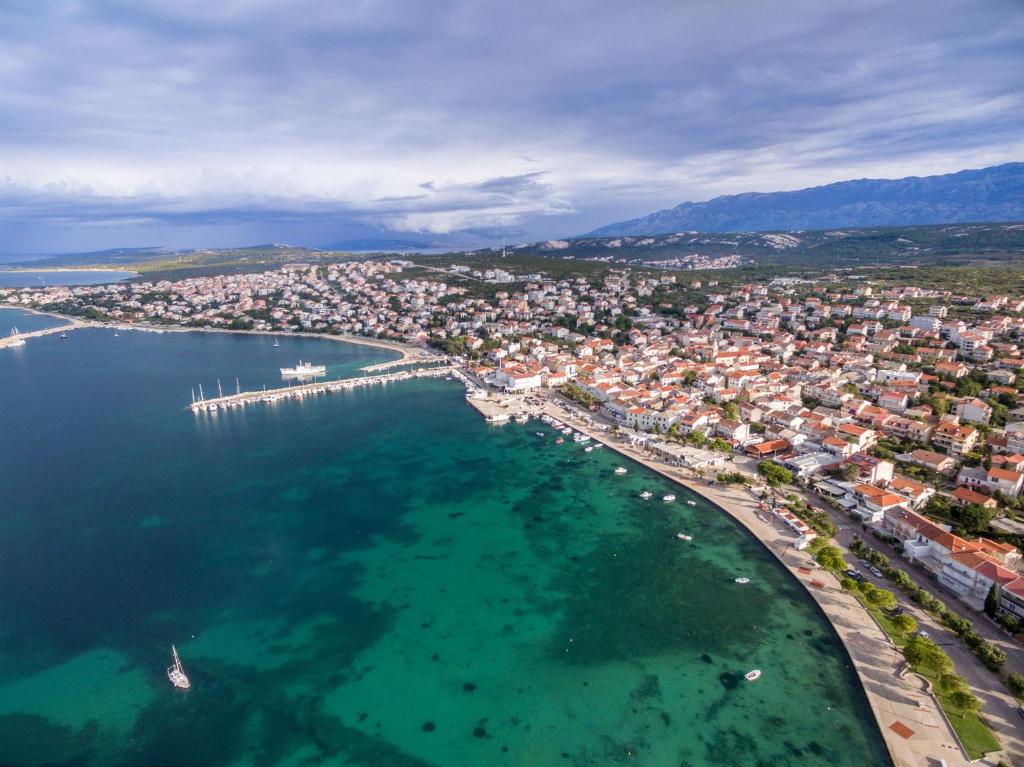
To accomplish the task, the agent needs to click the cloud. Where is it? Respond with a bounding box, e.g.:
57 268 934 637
1 0 1022 252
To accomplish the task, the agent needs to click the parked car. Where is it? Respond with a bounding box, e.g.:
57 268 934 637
869 566 883 578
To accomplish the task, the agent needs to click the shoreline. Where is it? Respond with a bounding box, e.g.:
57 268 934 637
540 396 977 767
0 305 420 362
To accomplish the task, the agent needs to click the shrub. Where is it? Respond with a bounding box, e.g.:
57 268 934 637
1007 673 1024 698
976 642 1007 671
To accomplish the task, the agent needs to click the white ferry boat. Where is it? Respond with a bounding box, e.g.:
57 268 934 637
280 361 326 377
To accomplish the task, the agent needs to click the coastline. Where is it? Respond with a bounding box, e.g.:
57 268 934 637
0 305 421 362
540 396 977 767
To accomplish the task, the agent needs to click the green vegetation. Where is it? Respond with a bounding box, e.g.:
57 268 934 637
559 382 600 409
757 460 793 487
715 471 749 485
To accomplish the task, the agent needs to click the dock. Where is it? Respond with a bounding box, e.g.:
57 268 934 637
189 366 457 412
0 320 84 348
359 353 449 373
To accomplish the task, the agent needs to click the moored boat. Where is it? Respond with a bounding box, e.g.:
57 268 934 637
663 494 676 502
614 466 627 474
676 532 692 541
744 669 761 682
639 491 652 499
735 577 750 584
167 645 190 689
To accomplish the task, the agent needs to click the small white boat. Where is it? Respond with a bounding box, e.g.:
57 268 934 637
735 577 750 584
555 437 565 444
273 339 280 347
687 500 697 506
663 494 676 502
594 444 604 449
676 532 692 541
744 669 762 682
167 645 191 690
585 446 593 452
6 328 26 347
536 432 546 437
60 331 68 339
639 491 653 499
614 467 628 475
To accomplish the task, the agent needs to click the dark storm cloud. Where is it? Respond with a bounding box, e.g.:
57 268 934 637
1 0 1022 252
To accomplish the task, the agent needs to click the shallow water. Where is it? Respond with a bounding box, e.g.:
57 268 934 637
0 311 889 766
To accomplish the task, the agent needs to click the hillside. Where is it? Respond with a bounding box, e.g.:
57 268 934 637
588 163 1024 236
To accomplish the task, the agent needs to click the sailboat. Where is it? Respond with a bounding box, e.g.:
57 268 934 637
273 339 280 347
6 328 26 347
60 330 68 339
167 645 191 689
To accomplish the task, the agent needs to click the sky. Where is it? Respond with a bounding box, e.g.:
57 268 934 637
2 0 1023 255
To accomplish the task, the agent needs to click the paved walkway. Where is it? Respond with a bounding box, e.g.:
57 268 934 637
542 398 993 767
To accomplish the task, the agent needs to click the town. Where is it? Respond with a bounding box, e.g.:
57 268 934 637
6 256 1024 760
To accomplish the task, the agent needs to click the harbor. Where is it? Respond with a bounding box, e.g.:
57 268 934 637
188 365 458 412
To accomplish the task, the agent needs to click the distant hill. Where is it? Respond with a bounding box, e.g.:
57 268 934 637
478 222 1024 269
587 163 1024 236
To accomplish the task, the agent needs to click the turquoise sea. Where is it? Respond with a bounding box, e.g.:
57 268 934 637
0 309 890 766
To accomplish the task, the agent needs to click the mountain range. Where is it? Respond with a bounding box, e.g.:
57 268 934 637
587 162 1024 237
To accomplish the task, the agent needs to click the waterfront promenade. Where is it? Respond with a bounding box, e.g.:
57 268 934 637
540 396 991 767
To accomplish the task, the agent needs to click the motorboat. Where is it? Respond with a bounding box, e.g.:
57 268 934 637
735 577 750 584
555 437 564 444
585 446 593 452
744 669 762 682
676 532 692 541
536 432 546 437
663 494 676 502
614 467 627 475
687 500 697 506
639 491 653 499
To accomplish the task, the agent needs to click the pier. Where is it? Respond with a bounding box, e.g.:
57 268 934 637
0 320 84 348
359 353 449 373
189 366 457 412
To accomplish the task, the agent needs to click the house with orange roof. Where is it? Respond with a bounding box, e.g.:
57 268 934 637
951 486 998 508
889 475 934 508
851 483 907 523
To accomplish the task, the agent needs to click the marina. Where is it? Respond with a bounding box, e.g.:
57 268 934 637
189 365 458 413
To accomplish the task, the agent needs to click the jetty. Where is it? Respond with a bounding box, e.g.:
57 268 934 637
0 320 84 348
189 366 457 413
359 353 448 373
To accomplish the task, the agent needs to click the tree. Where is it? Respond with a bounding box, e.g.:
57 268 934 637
858 581 876 597
937 673 968 696
839 463 861 482
948 689 982 718
904 636 953 676
865 588 898 611
1006 673 1024 698
723 401 740 421
840 577 859 592
892 614 918 635
976 642 1007 671
953 503 994 536
984 583 1001 619
815 545 847 572
757 460 793 487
